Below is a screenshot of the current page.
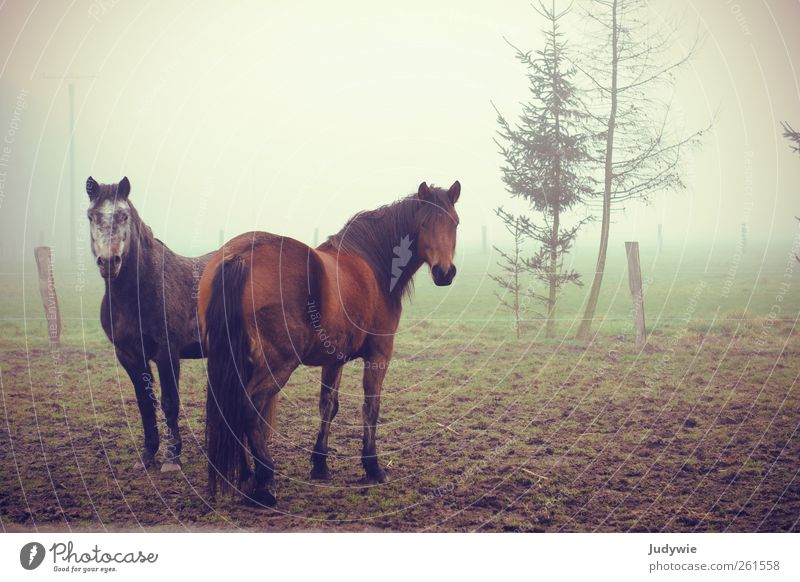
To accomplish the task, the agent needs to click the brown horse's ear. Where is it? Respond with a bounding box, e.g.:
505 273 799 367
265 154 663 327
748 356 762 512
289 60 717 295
86 176 99 200
417 181 431 201
117 176 131 198
448 180 461 204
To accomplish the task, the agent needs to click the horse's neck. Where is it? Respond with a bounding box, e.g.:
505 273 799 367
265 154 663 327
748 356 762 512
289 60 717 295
391 253 424 299
377 222 425 309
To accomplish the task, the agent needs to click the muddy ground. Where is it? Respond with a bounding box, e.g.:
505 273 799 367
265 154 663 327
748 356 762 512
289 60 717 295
1 321 797 533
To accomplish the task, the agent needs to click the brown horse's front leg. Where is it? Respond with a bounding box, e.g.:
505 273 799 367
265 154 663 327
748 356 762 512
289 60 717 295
361 359 389 483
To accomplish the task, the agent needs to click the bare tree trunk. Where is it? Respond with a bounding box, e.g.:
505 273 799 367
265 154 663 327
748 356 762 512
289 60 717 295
514 234 521 339
546 205 559 337
547 5 561 339
577 0 618 341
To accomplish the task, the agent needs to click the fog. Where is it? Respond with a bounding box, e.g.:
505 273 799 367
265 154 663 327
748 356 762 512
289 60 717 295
1 0 798 262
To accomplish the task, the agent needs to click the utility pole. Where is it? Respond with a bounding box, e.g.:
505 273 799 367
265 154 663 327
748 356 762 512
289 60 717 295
43 74 96 262
68 83 76 261
741 223 748 254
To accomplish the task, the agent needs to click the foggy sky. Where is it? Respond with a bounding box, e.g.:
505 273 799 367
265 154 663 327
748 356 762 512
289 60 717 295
0 0 798 261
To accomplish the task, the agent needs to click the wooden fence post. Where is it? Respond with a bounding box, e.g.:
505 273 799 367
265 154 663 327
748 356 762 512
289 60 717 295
625 241 646 348
34 246 61 346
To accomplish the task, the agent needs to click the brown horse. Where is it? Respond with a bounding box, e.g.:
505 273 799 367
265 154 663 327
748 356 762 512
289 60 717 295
198 181 461 506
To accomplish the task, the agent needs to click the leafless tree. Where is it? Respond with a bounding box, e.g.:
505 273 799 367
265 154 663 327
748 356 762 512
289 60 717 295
784 122 800 262
783 122 800 155
574 0 710 340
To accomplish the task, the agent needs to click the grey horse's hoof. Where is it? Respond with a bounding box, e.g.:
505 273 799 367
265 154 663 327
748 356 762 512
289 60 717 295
160 461 182 473
133 452 157 470
310 465 333 481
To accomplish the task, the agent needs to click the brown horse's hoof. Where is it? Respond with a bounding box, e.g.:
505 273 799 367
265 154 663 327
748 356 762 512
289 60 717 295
160 461 182 473
245 488 277 508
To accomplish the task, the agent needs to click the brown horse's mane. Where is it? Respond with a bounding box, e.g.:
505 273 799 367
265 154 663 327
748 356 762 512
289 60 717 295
326 186 452 307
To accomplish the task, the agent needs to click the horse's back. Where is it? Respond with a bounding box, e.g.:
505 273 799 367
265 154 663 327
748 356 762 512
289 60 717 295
200 231 391 366
149 239 214 357
199 231 324 362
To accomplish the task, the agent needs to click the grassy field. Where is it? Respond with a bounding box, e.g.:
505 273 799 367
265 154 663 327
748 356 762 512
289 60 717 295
0 238 798 531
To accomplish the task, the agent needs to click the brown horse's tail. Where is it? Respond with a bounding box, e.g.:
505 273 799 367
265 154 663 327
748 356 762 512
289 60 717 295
204 254 252 498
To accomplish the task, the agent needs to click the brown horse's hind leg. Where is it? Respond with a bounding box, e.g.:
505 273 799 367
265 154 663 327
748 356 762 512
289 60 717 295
243 363 295 508
311 364 343 480
361 360 389 483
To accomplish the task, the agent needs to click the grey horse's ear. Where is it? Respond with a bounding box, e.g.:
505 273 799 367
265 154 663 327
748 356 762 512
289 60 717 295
117 176 131 198
86 176 99 200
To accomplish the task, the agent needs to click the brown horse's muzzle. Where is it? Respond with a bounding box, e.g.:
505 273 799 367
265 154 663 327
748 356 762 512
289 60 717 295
431 264 456 286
